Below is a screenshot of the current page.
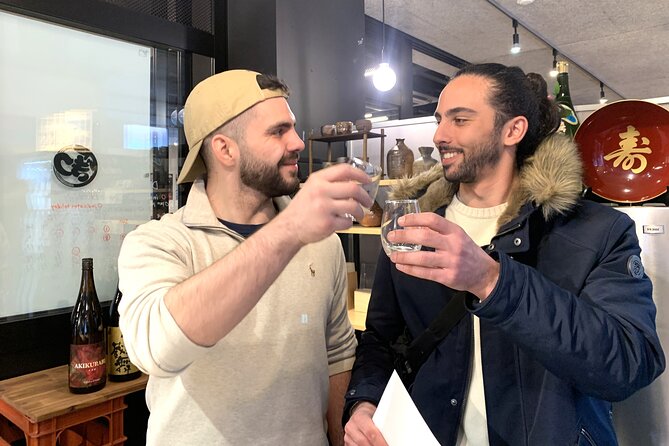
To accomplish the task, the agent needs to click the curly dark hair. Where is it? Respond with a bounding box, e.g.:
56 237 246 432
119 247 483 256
453 63 560 167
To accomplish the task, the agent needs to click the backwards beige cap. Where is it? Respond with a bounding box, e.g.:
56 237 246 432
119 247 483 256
177 70 288 184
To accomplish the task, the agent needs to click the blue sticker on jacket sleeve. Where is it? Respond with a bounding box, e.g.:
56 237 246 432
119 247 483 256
627 255 644 278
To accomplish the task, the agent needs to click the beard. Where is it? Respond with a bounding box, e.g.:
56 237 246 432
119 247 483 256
239 149 300 197
439 131 502 184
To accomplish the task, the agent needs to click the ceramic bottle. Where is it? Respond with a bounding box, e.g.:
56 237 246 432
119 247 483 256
413 146 438 175
386 138 414 179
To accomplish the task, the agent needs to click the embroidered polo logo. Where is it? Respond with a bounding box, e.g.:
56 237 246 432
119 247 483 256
627 255 644 278
308 263 315 277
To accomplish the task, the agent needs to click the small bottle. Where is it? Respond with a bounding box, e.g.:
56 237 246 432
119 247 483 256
69 258 107 393
107 286 141 382
555 61 580 138
413 146 438 175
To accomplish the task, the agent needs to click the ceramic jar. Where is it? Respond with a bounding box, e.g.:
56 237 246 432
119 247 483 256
355 119 372 133
335 121 353 135
320 124 337 137
386 138 414 179
413 146 438 175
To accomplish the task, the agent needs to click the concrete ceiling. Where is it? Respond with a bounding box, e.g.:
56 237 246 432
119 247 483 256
365 0 669 107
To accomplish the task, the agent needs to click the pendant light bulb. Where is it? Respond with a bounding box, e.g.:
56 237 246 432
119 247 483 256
373 62 397 92
599 81 608 104
372 0 396 92
510 19 521 54
549 48 558 77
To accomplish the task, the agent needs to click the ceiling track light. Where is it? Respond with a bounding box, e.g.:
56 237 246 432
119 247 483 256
510 19 521 54
549 48 559 77
372 0 397 92
599 81 608 104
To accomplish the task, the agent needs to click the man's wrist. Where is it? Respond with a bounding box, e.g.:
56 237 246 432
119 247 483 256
349 400 373 417
474 259 500 301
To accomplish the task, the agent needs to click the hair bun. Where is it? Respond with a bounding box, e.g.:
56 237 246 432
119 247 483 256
527 72 560 137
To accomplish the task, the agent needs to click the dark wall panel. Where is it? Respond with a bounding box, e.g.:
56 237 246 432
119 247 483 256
0 310 71 381
226 0 277 75
276 0 366 157
224 0 365 163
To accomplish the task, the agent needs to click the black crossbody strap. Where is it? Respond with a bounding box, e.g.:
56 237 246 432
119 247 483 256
404 291 468 370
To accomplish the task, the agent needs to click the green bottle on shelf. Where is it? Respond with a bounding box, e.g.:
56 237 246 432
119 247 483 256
554 61 580 138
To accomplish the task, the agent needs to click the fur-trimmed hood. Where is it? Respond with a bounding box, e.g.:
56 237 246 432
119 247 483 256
389 133 583 228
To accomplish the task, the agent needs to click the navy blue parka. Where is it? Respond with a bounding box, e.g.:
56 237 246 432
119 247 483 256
344 134 665 445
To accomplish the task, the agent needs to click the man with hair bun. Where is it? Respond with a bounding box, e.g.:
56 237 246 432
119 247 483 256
344 63 665 446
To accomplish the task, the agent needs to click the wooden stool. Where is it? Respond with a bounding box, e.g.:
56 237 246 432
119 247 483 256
0 365 147 446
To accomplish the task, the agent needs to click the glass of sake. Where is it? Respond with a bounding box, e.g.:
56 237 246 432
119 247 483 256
338 157 383 206
381 199 422 256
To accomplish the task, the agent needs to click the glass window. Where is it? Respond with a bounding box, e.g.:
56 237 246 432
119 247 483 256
0 10 198 318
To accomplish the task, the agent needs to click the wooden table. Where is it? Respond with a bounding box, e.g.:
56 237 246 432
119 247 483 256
0 365 147 446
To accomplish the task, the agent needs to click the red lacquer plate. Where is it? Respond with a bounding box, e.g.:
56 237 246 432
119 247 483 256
575 100 669 203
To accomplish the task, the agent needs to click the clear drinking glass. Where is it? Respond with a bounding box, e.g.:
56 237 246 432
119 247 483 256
381 199 422 256
339 157 383 203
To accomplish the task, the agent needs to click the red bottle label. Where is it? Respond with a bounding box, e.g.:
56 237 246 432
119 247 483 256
69 342 106 388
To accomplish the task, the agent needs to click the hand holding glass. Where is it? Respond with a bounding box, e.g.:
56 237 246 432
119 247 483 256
381 199 422 256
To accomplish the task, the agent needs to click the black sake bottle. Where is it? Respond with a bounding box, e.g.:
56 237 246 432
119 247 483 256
107 286 141 381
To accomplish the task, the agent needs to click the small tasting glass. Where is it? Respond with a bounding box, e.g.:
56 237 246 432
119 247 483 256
338 157 383 203
381 199 422 256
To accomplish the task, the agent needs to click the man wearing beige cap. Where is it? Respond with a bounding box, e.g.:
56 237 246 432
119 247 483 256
117 70 372 445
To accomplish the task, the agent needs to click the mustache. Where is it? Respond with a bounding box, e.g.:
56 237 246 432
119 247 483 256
279 153 300 164
437 144 462 152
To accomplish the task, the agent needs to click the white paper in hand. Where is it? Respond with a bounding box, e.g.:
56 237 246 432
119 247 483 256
372 370 441 446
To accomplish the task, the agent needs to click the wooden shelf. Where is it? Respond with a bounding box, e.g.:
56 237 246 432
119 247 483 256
379 179 399 187
336 225 381 235
309 131 384 143
308 129 385 174
300 179 397 188
347 309 366 331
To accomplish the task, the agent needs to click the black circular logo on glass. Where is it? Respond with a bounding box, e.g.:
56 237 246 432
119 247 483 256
53 145 98 188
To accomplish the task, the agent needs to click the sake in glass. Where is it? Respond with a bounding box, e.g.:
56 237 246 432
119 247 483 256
338 157 383 203
381 199 422 256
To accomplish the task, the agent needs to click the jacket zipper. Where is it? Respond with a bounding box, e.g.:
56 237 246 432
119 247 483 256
579 427 597 446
